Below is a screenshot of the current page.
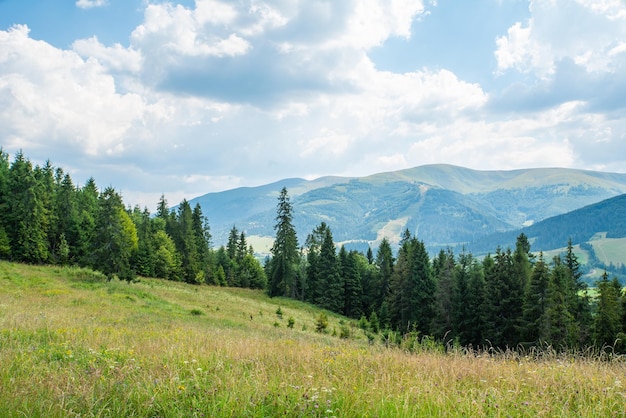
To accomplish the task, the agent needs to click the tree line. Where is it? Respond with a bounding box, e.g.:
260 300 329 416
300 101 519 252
1 150 625 352
0 150 266 288
266 187 626 352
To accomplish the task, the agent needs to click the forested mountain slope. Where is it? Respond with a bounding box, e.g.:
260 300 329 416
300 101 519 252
189 165 626 251
468 193 626 253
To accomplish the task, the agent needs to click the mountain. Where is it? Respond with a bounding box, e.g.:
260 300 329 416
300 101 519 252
467 193 626 253
188 164 626 253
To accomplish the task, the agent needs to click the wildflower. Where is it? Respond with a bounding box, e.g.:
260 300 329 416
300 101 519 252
178 385 186 392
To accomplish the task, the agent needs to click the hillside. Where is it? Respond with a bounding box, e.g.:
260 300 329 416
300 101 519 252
466 193 626 282
2 262 625 416
469 193 626 253
189 164 626 251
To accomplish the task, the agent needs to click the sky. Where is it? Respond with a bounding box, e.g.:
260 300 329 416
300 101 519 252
1 0 625 211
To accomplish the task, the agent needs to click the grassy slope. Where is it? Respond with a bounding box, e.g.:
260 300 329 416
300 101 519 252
1 262 625 417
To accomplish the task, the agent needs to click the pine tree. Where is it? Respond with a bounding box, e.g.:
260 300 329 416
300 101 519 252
268 188 299 298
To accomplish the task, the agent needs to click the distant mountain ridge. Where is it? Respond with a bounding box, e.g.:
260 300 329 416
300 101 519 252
188 164 626 253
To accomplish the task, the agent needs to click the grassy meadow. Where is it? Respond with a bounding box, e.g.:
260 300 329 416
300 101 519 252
1 261 625 417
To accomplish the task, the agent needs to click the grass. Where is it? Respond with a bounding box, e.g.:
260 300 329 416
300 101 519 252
1 261 626 417
591 237 626 267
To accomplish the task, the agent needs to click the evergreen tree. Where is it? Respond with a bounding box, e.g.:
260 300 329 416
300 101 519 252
75 178 99 265
236 231 247 263
340 247 363 318
465 253 487 347
91 187 138 281
7 152 49 263
374 238 394 315
564 238 592 347
593 272 624 348
522 252 551 345
36 161 56 263
543 257 576 348
53 173 80 264
268 188 299 298
389 234 435 335
130 206 156 277
192 203 212 281
304 222 328 303
238 253 267 289
317 227 342 313
226 226 239 261
0 151 10 259
432 249 457 341
453 250 475 346
173 200 200 284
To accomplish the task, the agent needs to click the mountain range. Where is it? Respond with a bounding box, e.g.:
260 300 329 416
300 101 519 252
188 164 626 260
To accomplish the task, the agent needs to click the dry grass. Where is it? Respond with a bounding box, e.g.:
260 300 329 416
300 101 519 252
1 261 625 417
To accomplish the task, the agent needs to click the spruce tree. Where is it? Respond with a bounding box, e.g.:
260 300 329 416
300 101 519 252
340 247 363 319
564 238 592 347
91 187 138 281
374 238 394 315
317 227 342 312
7 152 49 263
544 257 576 348
522 252 551 345
268 187 299 298
465 254 487 347
173 199 200 284
304 222 329 303
432 249 456 341
593 272 623 348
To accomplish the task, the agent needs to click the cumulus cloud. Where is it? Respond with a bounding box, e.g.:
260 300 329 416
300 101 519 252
72 37 143 73
76 0 107 9
495 0 626 77
1 0 625 211
0 25 144 158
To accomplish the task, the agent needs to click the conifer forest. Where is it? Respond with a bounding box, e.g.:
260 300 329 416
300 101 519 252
1 150 625 353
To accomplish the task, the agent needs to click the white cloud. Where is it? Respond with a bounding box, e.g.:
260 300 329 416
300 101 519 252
1 0 625 212
72 37 143 73
0 25 144 158
76 0 107 9
495 0 626 77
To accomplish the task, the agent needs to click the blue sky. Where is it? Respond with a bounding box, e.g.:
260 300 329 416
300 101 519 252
1 0 625 210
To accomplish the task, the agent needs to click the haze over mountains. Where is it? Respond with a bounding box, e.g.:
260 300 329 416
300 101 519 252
188 164 626 257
